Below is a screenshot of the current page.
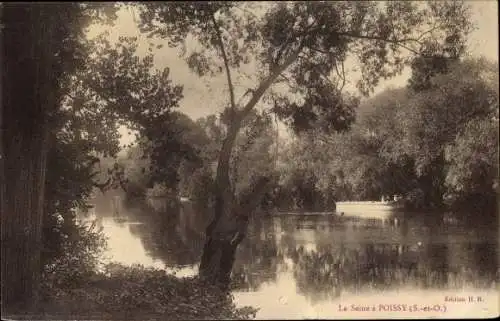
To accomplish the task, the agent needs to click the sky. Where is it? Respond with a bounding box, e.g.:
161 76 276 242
87 1 499 146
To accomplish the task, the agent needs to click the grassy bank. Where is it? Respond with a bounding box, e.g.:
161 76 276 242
6 263 258 320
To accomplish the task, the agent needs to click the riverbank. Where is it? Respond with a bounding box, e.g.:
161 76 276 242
5 264 258 320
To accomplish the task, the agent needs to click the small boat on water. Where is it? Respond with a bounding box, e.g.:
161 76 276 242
272 210 337 216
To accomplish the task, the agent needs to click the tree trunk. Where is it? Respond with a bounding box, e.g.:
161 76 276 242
198 171 271 288
199 235 240 288
1 5 53 314
197 110 274 286
197 38 303 287
198 117 244 287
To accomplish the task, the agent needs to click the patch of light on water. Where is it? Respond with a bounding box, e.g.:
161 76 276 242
233 271 317 319
97 217 198 277
102 221 166 269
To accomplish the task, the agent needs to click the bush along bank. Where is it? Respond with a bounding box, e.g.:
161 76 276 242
8 263 258 320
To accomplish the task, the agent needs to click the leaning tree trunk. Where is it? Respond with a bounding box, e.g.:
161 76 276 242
198 176 271 288
198 115 272 288
198 119 241 287
196 28 303 288
1 5 54 314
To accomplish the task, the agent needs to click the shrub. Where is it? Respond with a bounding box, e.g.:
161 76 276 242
41 218 108 289
37 263 258 320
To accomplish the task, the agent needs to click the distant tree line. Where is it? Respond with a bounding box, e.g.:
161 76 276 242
120 53 499 223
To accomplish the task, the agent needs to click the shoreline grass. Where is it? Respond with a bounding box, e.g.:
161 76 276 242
5 263 258 321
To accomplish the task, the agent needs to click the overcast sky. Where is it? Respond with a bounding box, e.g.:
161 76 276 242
88 1 499 145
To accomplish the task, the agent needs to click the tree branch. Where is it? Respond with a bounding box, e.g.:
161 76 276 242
336 31 437 57
334 59 347 91
277 73 293 83
315 67 340 91
415 23 443 43
236 88 255 106
308 46 331 55
241 42 305 117
210 12 237 111
211 42 304 227
306 28 449 59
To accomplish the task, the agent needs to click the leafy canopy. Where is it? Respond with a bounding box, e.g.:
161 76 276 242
137 1 473 134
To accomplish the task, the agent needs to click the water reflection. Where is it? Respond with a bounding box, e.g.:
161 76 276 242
126 198 204 273
242 215 497 293
232 218 281 291
86 194 498 318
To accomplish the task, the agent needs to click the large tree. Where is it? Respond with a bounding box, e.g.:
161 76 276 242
1 3 119 313
330 57 498 212
402 57 499 212
137 1 473 286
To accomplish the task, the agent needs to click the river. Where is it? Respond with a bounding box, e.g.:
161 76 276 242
81 191 499 319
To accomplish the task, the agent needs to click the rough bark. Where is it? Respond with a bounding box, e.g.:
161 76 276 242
1 5 53 314
198 118 242 287
198 174 272 287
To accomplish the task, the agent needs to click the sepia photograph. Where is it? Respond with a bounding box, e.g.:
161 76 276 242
1 1 498 320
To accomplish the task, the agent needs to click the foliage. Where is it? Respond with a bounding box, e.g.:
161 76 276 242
7 1 481 305
271 134 334 209
142 112 212 191
56 25 187 195
444 116 499 220
39 1 187 277
121 108 280 213
189 167 216 215
118 142 153 200
42 139 107 266
295 57 499 218
42 220 108 290
36 264 258 320
134 2 473 239
138 2 473 120
115 111 217 203
401 58 498 173
193 109 279 195
344 88 419 201
229 110 279 195
276 55 498 217
76 34 183 132
134 1 473 245
399 58 498 210
1 4 121 309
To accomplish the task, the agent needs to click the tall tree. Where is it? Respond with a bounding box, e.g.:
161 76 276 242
401 58 499 211
1 3 118 313
137 1 473 286
336 57 498 211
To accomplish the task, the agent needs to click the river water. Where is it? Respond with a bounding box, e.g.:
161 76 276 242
82 192 499 319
